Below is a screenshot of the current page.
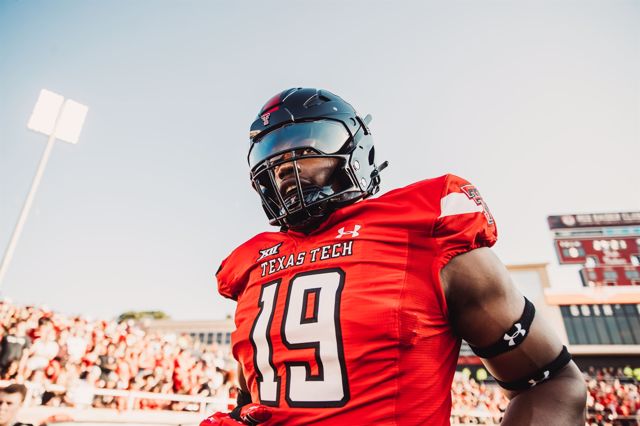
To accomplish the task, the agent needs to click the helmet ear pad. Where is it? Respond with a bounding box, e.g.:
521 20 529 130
346 131 379 196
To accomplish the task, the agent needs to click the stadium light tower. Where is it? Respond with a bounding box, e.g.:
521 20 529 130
0 89 88 290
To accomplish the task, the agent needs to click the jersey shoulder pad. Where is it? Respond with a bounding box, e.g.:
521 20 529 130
368 175 448 230
216 232 282 300
433 173 498 264
380 174 448 206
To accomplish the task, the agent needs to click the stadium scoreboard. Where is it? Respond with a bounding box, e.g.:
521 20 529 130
548 212 640 287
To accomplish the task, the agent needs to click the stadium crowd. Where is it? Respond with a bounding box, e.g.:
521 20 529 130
450 376 508 424
0 299 234 411
448 369 640 425
585 367 640 426
0 300 638 425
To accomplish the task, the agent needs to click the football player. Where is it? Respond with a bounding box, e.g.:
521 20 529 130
204 88 586 425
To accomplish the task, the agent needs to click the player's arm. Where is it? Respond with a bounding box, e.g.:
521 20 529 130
237 364 249 393
441 248 587 426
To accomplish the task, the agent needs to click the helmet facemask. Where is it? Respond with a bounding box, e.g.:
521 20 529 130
249 121 378 230
251 150 362 230
248 88 387 230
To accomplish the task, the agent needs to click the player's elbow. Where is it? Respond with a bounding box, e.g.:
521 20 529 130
533 362 587 415
505 362 587 412
559 363 588 415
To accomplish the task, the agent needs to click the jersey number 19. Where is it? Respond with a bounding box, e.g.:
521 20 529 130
249 268 350 408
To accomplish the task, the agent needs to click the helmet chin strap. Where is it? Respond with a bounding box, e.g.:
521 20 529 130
281 182 316 202
280 184 338 232
281 184 329 215
301 185 330 203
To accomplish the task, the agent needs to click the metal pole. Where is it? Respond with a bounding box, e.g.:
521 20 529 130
0 114 61 289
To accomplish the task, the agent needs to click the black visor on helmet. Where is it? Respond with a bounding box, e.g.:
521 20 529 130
248 120 351 169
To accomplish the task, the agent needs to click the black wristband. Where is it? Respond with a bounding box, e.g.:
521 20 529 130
470 297 535 359
495 345 572 391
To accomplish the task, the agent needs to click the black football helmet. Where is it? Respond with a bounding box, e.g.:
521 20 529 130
248 88 388 230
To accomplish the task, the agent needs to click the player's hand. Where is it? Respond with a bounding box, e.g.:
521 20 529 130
200 403 272 426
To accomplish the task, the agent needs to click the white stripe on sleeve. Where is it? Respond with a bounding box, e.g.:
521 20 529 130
438 192 483 218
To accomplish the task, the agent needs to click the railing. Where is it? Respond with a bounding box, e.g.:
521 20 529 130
78 387 233 414
5 380 639 425
1 380 233 414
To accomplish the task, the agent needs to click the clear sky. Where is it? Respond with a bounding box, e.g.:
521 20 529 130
0 0 638 321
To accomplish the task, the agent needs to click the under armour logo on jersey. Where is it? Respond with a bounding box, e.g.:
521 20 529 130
528 370 550 387
257 242 283 261
336 225 361 238
260 112 271 125
503 323 526 346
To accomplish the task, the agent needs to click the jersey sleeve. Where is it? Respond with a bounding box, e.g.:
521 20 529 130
216 255 240 300
215 232 275 300
433 174 498 266
216 244 253 301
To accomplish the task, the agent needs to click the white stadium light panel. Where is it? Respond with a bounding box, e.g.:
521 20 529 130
27 89 65 136
55 99 88 144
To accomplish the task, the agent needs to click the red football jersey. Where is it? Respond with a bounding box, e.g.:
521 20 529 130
217 174 497 425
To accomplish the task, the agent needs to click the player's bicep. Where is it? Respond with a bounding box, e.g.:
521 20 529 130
441 248 565 394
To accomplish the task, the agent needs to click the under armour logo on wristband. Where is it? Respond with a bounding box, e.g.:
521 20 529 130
336 225 361 238
503 323 526 346
528 370 550 387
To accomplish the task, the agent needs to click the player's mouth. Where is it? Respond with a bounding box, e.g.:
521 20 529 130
279 178 310 199
280 182 295 196
279 179 316 208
